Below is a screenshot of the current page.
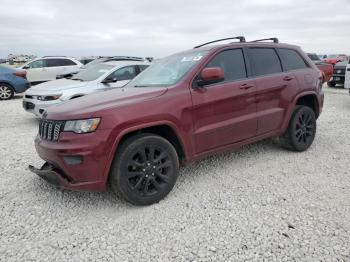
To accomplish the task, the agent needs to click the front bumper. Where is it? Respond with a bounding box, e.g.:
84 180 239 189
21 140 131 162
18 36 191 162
28 163 65 187
32 130 114 192
22 97 61 117
329 75 345 85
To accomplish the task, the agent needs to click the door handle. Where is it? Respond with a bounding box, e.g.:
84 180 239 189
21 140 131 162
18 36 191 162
239 83 254 90
283 75 294 81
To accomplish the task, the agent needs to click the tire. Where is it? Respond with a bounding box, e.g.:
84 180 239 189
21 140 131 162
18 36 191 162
0 84 14 100
109 133 179 206
280 105 316 152
327 81 336 87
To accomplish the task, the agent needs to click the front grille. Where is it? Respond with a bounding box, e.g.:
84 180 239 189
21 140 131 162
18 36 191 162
39 119 65 142
333 68 345 75
25 94 33 99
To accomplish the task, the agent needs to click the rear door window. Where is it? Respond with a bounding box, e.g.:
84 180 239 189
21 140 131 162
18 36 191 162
61 59 77 66
248 48 282 76
277 49 309 71
206 49 247 82
46 59 65 67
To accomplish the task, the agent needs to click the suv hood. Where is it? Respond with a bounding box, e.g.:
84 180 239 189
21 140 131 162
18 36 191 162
27 79 88 94
46 87 168 120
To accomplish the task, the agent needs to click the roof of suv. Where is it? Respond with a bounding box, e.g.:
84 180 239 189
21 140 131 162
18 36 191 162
102 60 150 67
191 37 299 52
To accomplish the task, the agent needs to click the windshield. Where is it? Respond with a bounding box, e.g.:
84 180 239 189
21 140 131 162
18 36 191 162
127 50 208 87
327 54 337 58
71 64 113 81
83 58 108 68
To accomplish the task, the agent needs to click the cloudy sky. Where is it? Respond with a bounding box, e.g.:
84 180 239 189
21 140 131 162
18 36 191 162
1 0 350 58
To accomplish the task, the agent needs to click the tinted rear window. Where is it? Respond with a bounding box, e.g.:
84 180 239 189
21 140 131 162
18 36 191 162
206 49 247 81
248 48 282 76
46 59 77 67
278 49 308 71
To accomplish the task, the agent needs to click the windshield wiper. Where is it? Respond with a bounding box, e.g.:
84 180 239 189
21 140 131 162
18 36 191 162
71 78 84 81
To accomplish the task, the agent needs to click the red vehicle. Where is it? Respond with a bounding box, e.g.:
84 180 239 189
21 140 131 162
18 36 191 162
323 54 348 66
307 53 333 82
30 37 324 205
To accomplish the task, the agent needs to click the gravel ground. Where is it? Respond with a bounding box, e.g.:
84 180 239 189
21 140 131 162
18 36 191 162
0 86 349 261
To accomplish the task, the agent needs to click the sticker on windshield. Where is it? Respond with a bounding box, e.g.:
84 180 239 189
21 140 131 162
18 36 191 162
181 54 204 62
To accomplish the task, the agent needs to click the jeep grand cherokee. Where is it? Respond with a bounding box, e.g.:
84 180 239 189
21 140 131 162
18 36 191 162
29 37 324 205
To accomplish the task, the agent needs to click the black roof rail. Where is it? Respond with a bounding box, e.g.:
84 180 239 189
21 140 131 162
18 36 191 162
251 38 279 43
42 56 67 58
194 36 246 49
105 56 144 62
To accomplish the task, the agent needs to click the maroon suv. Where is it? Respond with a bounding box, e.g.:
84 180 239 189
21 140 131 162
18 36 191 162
29 37 324 205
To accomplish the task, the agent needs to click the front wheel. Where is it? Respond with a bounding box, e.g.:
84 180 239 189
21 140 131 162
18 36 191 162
280 105 316 152
0 84 14 100
109 133 179 205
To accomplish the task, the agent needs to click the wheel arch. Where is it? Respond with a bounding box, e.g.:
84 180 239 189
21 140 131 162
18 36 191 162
294 93 320 119
113 123 187 163
281 91 321 134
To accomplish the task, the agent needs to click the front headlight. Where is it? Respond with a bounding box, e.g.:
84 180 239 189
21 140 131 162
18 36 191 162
37 95 62 101
64 118 101 134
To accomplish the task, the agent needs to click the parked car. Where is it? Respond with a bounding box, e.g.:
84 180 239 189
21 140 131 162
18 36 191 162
307 53 333 82
19 56 83 85
344 63 350 92
323 54 348 66
82 56 144 69
0 65 30 100
23 60 149 116
29 37 324 205
327 60 348 87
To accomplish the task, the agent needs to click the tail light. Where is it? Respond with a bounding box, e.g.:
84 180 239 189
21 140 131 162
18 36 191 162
14 71 27 79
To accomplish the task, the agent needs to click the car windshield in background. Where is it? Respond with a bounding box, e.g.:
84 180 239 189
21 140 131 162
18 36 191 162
327 55 337 58
308 54 320 61
71 64 113 81
84 58 106 68
128 51 208 87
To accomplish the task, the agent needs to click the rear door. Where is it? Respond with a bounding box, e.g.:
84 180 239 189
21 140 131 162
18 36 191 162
190 48 257 154
247 47 299 135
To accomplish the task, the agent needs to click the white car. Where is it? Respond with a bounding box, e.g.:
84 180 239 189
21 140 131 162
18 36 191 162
19 56 83 84
345 63 350 92
23 61 149 116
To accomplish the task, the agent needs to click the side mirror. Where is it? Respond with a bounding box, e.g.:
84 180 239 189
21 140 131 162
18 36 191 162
196 67 224 87
23 65 30 69
102 78 118 84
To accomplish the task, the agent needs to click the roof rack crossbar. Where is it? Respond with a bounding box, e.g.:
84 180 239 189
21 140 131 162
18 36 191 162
251 38 279 43
194 36 246 48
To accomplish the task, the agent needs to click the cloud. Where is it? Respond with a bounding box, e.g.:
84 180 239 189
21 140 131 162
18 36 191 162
1 0 350 58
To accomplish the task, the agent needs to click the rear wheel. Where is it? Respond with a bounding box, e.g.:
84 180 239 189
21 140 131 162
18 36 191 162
109 133 179 205
0 84 14 100
280 105 316 152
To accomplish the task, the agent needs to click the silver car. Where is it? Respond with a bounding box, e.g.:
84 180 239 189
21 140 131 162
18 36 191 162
23 60 149 116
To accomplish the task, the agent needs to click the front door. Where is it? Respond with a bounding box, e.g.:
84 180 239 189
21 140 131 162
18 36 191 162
100 65 138 90
190 48 257 154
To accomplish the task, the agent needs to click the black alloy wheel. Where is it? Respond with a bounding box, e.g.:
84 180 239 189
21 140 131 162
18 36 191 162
280 105 316 152
110 133 179 205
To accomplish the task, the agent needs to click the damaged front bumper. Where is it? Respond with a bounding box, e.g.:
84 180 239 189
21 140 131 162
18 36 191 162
28 162 105 191
28 162 69 188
